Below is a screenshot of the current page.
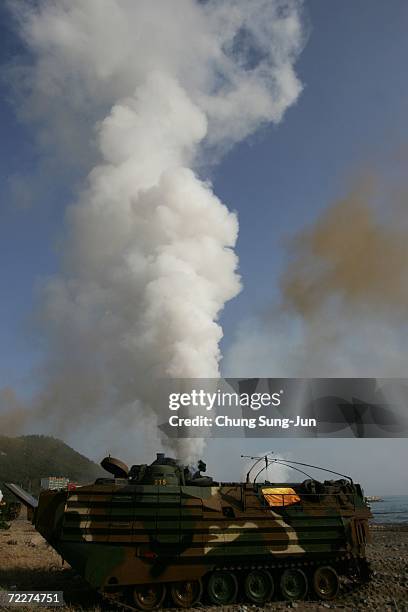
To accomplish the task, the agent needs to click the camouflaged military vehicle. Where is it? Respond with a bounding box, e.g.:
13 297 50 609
5 453 372 609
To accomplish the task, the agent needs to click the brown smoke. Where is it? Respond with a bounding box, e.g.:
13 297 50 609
225 163 408 378
281 176 408 318
0 387 29 435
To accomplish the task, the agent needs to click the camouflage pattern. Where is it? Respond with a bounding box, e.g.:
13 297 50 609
5 455 372 605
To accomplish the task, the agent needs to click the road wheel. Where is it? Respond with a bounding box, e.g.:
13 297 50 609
170 579 202 608
313 566 339 600
244 569 274 604
280 568 308 600
207 571 238 605
132 583 166 610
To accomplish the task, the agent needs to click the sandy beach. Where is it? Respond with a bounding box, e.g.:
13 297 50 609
0 518 407 611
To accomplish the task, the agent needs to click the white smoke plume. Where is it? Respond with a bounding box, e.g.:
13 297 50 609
2 0 305 460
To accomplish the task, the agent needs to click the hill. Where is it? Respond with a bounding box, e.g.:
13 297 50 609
0 434 103 498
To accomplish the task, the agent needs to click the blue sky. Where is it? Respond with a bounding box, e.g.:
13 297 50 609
1 2 408 491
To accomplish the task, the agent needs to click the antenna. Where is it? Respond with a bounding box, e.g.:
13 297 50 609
254 458 314 484
274 458 353 484
241 454 353 484
241 452 274 483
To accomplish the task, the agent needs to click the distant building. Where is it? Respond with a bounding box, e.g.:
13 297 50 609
40 476 70 491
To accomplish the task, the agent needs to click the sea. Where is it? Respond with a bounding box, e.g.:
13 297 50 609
369 495 408 524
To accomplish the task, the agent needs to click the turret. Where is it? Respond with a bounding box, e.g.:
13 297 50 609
100 452 215 486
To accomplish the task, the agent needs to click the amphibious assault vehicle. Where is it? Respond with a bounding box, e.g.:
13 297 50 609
5 453 372 609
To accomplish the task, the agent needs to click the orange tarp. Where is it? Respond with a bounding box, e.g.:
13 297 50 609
262 487 300 507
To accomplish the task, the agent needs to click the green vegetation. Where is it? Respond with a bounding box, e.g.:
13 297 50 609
0 435 103 498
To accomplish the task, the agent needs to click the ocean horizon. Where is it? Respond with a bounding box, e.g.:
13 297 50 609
369 495 408 524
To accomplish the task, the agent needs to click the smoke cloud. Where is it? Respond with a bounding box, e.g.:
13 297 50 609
1 1 305 459
282 177 408 317
226 171 408 378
